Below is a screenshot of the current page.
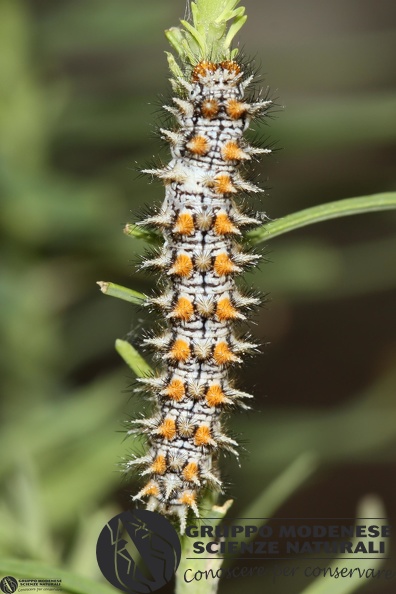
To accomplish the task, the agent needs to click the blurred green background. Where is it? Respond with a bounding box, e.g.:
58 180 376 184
0 0 395 593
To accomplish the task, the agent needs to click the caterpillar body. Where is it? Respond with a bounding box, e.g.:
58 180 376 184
128 60 271 533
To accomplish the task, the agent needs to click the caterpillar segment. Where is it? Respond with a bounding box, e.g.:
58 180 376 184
131 60 271 533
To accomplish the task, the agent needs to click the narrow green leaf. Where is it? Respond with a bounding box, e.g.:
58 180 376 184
115 339 153 376
0 559 114 594
97 281 145 305
165 50 184 79
181 19 206 50
124 223 162 245
247 192 396 245
224 14 247 49
165 27 196 69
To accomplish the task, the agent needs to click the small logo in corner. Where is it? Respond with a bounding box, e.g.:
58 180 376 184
96 509 181 593
0 576 18 594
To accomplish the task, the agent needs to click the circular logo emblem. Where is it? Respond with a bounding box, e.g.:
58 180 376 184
0 577 18 594
96 509 181 593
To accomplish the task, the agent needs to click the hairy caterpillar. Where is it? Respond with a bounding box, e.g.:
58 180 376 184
127 58 272 533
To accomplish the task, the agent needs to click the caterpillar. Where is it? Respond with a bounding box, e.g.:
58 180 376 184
127 58 272 533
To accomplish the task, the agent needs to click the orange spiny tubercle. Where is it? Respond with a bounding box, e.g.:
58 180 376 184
174 212 194 235
194 425 212 446
169 339 190 362
214 174 237 195
214 253 237 276
226 98 247 119
186 135 210 156
141 482 160 497
213 342 239 365
183 462 199 482
151 455 167 475
216 297 240 320
157 418 177 440
201 98 219 118
164 378 185 401
172 296 194 320
214 212 240 235
206 385 227 407
222 140 248 161
169 253 193 277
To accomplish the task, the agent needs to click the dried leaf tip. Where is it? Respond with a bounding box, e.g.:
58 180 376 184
97 281 109 294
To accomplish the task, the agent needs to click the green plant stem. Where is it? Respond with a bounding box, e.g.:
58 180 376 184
247 192 396 245
175 497 233 594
